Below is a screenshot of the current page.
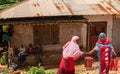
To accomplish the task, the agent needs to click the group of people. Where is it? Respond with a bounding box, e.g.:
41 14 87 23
8 43 43 68
17 43 43 66
57 32 117 74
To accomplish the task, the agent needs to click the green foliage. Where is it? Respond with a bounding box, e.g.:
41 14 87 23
2 67 8 74
0 0 23 10
27 66 45 74
26 66 56 74
45 71 56 74
0 52 8 65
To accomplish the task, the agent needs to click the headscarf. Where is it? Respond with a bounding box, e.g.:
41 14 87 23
63 36 83 60
94 32 114 60
98 32 107 40
97 32 111 44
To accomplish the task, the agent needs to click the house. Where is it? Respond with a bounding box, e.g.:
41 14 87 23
0 0 120 65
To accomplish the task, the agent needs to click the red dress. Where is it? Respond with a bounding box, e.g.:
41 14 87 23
95 37 113 74
57 57 75 74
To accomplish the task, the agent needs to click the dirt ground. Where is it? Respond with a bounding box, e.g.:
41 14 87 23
1 58 120 74
45 58 120 74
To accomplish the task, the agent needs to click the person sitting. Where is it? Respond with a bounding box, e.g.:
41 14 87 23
8 54 18 71
17 45 26 66
27 43 34 54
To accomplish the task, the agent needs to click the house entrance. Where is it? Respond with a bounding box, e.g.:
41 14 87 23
89 22 107 50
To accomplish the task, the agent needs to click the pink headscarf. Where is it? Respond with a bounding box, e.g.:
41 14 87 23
63 36 83 60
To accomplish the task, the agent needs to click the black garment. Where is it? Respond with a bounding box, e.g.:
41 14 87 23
0 40 8 52
0 26 3 46
35 45 43 64
10 63 18 71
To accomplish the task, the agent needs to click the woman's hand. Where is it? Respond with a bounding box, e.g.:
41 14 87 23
88 49 96 55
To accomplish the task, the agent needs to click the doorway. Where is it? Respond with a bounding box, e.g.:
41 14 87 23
89 22 107 50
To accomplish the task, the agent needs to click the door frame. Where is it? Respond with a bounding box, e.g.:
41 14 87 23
87 22 107 50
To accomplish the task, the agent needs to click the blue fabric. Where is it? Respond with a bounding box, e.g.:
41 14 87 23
94 43 100 62
94 42 114 74
94 32 114 74
18 53 26 63
3 34 11 42
98 32 106 39
94 43 114 61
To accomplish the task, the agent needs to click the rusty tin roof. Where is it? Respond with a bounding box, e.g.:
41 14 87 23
0 0 120 18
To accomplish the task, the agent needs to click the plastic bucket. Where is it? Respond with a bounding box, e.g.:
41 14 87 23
84 56 93 69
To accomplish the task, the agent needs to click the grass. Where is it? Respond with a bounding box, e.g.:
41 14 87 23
0 0 23 10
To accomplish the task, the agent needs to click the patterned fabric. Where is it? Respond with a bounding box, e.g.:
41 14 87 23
94 33 114 74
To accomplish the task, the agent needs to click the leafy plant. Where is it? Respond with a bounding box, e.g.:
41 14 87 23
2 67 8 74
27 66 45 74
26 66 56 74
0 52 8 65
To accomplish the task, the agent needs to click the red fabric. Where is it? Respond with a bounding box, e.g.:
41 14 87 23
84 57 93 68
97 37 111 44
59 57 74 70
96 33 114 74
57 57 75 74
97 38 112 74
110 59 118 71
99 46 111 74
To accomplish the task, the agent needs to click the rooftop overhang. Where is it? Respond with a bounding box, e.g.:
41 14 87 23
0 15 91 24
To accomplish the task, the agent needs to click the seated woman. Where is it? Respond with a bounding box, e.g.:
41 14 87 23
17 45 26 66
27 43 34 54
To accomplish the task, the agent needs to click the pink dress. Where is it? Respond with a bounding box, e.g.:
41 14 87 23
57 36 83 74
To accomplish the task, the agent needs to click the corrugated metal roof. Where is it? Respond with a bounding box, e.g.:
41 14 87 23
0 0 120 18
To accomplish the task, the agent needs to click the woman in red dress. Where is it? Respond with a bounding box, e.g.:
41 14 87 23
57 36 84 74
88 32 117 74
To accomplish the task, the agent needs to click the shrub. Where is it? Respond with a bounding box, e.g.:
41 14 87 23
26 66 56 74
27 66 45 74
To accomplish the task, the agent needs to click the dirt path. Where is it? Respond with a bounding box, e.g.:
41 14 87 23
4 58 120 74
45 58 120 74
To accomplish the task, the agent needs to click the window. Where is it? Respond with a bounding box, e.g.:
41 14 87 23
33 22 59 45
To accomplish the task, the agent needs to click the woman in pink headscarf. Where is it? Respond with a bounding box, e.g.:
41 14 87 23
57 36 84 74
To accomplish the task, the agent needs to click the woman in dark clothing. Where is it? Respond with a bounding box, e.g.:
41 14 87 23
27 44 34 54
35 44 43 65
